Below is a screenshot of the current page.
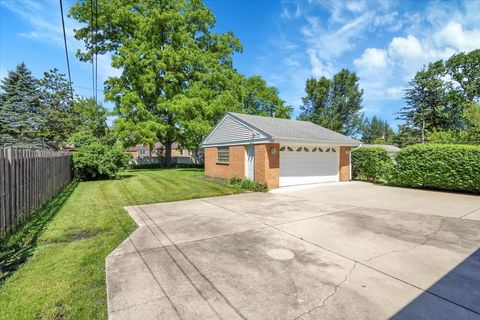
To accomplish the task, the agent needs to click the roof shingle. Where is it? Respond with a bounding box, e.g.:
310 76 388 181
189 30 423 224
229 112 360 145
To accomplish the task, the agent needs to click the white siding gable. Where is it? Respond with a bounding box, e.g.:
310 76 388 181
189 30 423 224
202 115 271 147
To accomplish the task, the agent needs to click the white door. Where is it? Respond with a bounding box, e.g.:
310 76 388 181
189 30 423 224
279 145 339 187
245 145 255 181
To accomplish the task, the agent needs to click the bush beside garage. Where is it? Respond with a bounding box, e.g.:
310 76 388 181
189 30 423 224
352 144 480 194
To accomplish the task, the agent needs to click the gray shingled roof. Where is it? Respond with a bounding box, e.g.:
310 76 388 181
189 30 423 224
229 112 360 145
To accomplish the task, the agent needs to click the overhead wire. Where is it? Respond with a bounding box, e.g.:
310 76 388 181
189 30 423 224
94 0 98 104
90 0 95 100
59 0 73 98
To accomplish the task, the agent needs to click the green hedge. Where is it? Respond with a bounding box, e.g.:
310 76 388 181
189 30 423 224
351 144 480 193
393 144 480 193
351 147 392 183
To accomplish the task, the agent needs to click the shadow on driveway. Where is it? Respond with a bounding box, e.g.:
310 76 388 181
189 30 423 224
392 248 480 319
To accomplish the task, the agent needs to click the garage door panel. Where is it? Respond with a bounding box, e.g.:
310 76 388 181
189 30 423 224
279 146 339 186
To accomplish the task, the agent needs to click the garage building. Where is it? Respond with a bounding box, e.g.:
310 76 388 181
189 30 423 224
201 112 361 189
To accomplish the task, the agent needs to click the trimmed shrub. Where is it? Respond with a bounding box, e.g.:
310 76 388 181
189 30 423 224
229 177 268 192
351 147 393 183
229 177 243 185
392 144 480 193
73 142 130 180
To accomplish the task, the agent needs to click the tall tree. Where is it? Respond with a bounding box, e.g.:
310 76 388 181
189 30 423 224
398 61 455 142
39 68 79 149
241 75 292 119
445 49 480 103
72 97 109 138
70 0 243 165
398 50 480 142
361 116 395 144
299 69 364 136
464 101 480 136
0 63 44 147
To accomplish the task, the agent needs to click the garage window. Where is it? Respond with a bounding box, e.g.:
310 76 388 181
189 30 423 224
217 147 229 164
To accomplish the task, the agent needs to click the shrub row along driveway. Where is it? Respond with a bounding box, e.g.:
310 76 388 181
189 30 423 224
108 182 480 320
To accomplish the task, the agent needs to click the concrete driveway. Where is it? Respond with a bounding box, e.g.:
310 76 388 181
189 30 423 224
107 182 480 320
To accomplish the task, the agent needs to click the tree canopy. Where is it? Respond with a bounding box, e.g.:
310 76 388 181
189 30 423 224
361 116 395 144
0 63 43 147
240 75 292 119
299 69 364 136
39 68 79 148
397 49 480 144
70 0 290 164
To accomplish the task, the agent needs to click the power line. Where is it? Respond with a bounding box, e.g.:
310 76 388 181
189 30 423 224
90 0 95 100
95 0 98 104
71 85 104 93
59 0 73 98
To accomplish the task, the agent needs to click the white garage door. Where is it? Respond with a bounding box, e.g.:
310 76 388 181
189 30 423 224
279 145 339 187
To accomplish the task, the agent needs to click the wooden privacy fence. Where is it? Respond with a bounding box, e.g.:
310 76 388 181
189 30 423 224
0 148 73 235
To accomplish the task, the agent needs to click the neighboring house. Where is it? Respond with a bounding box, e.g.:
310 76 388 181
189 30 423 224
201 112 361 189
360 144 401 154
126 142 199 165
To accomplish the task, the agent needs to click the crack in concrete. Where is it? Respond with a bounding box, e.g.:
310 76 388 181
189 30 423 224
293 262 357 320
364 218 446 263
110 296 168 314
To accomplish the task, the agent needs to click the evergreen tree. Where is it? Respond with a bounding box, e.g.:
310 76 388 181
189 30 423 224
398 61 456 143
39 68 79 149
0 63 44 147
361 116 395 144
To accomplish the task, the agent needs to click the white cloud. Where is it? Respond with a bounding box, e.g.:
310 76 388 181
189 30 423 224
345 0 368 13
388 35 423 60
434 21 480 52
373 12 403 32
283 53 302 67
354 48 388 69
307 49 335 78
281 2 302 20
386 87 405 98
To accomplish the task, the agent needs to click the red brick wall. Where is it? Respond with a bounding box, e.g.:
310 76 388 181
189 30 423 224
204 146 246 180
339 146 351 182
254 143 280 189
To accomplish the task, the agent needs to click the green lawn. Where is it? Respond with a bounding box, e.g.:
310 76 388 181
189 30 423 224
0 169 241 320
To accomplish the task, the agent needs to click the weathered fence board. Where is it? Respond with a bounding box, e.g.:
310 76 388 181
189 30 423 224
0 148 72 235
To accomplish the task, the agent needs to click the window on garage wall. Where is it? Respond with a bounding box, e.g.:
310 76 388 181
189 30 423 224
217 147 230 164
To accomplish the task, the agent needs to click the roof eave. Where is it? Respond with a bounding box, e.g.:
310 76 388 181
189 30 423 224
201 137 274 148
273 137 361 146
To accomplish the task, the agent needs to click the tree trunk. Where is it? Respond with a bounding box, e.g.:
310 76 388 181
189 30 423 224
164 141 172 167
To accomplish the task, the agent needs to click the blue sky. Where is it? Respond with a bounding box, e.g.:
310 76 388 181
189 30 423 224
1 0 480 129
